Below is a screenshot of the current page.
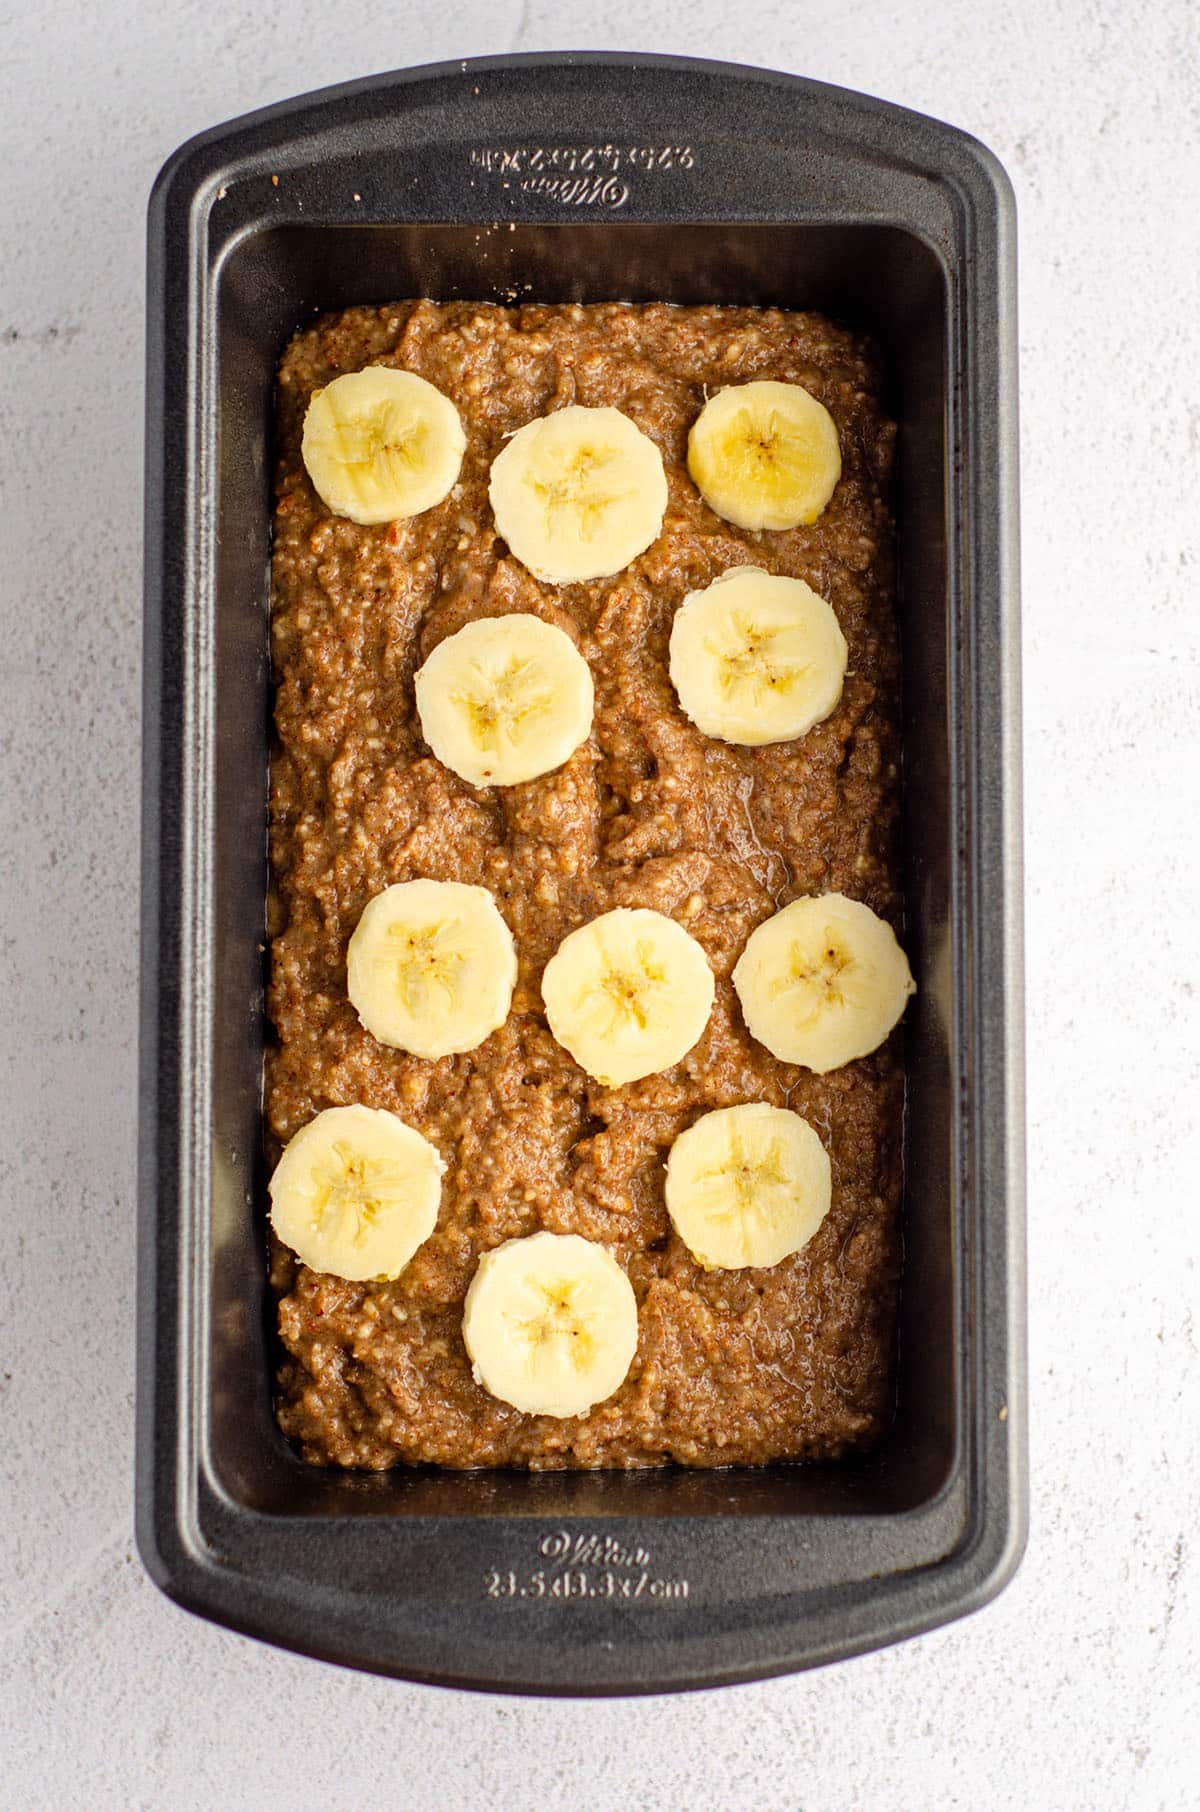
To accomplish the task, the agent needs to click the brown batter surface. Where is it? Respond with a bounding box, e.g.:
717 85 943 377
267 300 902 1470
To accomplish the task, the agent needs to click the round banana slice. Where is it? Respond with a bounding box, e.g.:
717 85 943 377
541 906 715 1088
733 892 916 1073
301 367 466 525
665 1102 832 1271
347 879 518 1058
269 1104 444 1282
488 404 668 584
687 379 842 531
462 1231 639 1418
414 614 594 787
668 566 847 746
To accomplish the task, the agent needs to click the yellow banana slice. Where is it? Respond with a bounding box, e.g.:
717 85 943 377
462 1231 639 1417
665 1102 832 1271
668 565 847 745
269 1104 444 1282
541 906 715 1088
488 404 668 584
414 614 594 787
687 379 842 530
347 879 517 1058
301 367 466 525
733 892 916 1073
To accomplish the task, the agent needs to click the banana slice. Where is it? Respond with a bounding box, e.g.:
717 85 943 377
347 879 517 1058
687 379 841 531
301 367 466 525
488 405 668 584
462 1231 639 1417
541 906 715 1087
414 614 594 787
733 892 915 1073
668 565 847 746
665 1102 832 1271
269 1104 444 1282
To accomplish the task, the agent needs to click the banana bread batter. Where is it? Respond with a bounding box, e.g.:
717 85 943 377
267 299 903 1469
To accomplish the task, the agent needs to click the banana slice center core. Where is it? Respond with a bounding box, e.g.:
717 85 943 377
773 937 855 1023
378 917 468 1012
521 1282 594 1367
342 408 418 470
454 656 554 754
690 1134 793 1266
597 943 667 1034
710 612 816 699
702 1135 788 1214
531 446 623 541
733 407 806 476
313 1141 390 1248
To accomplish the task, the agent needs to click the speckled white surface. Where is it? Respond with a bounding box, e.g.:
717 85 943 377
2 1 1198 1805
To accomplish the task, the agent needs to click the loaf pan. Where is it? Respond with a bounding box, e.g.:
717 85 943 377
138 52 1025 1693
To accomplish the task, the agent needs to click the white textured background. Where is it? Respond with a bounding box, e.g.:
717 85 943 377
2 0 1198 1806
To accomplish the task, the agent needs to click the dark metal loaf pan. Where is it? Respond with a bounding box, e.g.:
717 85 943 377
138 52 1025 1694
